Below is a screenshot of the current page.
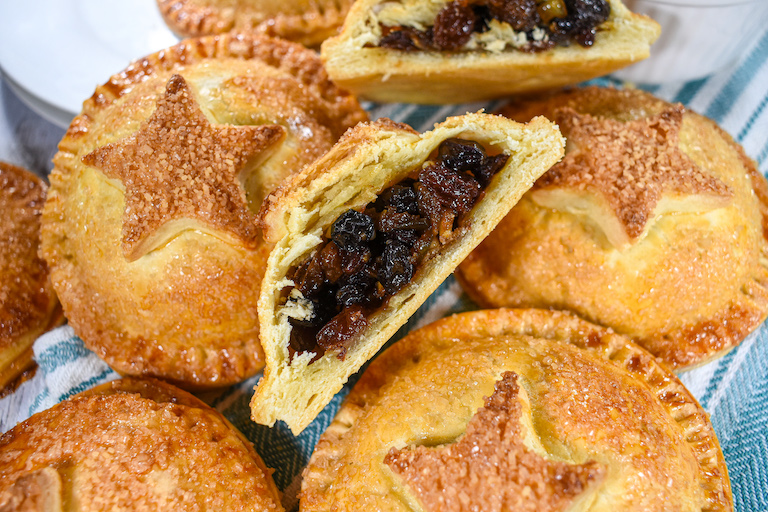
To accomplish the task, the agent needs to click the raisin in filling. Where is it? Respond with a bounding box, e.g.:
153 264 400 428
378 0 610 53
284 139 509 361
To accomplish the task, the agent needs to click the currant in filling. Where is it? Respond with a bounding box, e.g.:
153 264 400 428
377 0 610 53
282 138 509 361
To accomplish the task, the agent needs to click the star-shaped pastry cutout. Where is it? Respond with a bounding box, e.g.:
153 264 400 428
531 106 732 249
385 372 605 512
83 74 286 260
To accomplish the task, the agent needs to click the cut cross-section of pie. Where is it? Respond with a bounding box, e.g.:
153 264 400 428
249 112 564 434
320 0 660 104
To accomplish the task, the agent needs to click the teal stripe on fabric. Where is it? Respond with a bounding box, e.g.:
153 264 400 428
224 390 349 491
737 94 768 143
705 29 768 123
708 330 768 512
758 136 768 167
56 368 116 403
35 338 92 373
27 388 49 417
673 77 709 105
699 344 740 410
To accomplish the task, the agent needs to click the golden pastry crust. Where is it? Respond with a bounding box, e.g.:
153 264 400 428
157 0 356 47
40 33 367 388
0 162 62 393
320 0 659 104
0 378 284 511
250 112 564 434
301 309 732 512
456 86 768 369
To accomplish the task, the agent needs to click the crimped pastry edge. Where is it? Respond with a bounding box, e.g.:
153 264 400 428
157 0 355 47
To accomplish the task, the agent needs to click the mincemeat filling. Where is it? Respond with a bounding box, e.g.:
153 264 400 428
283 138 509 361
377 0 610 53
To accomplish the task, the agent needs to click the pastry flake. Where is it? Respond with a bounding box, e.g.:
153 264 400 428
250 112 564 434
320 0 660 103
83 74 286 261
301 309 732 512
457 86 768 369
0 378 283 512
40 34 367 388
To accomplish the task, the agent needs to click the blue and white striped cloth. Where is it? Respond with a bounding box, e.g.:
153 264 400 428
2 29 768 512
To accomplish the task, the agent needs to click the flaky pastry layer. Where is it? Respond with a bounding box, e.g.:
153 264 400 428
250 112 564 434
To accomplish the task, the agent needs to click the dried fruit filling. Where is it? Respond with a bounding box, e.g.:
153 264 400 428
283 138 509 361
377 0 610 53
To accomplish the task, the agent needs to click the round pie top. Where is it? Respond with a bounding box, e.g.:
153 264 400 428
301 308 731 512
40 33 367 388
0 162 61 392
0 377 283 511
157 0 356 47
457 86 768 369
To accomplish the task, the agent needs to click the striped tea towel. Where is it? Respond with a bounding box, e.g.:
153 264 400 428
2 28 768 512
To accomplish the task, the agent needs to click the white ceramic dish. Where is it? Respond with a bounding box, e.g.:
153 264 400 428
0 0 178 128
615 0 768 84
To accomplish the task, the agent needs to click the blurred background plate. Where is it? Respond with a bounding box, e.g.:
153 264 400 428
0 0 178 128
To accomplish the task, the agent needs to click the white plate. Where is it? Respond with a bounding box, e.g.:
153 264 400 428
0 0 179 128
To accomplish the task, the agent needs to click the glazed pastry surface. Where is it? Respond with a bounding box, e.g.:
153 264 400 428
0 162 61 393
457 86 768 369
250 113 564 434
40 33 367 388
320 0 659 103
301 309 732 512
157 0 355 47
0 378 283 511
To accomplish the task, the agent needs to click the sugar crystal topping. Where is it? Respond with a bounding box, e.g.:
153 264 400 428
83 74 286 260
534 106 732 240
384 372 605 512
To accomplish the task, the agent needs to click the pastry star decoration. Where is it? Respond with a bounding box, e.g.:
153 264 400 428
530 106 732 249
83 74 286 261
385 372 605 512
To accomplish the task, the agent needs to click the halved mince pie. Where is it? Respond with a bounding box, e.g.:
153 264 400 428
249 112 564 434
40 33 367 388
157 0 356 47
301 309 732 512
0 162 62 395
320 0 659 104
457 86 768 369
0 378 283 511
